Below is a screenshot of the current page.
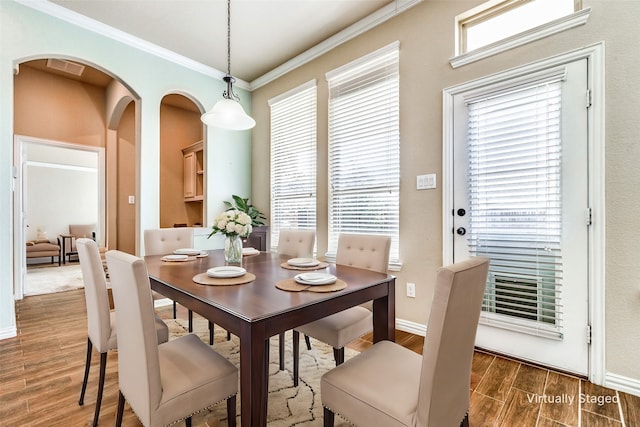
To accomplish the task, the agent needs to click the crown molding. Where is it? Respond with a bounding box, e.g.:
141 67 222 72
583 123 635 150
16 0 251 91
249 0 423 90
17 0 422 92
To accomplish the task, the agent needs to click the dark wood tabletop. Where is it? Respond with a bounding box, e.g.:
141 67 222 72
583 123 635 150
145 249 396 427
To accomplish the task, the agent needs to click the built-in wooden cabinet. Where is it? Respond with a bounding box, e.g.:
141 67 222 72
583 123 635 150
182 141 203 201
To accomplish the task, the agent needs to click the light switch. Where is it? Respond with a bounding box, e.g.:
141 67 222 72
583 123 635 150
416 174 436 190
128 195 135 204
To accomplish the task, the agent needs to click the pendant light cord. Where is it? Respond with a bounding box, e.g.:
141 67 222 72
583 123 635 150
226 0 231 76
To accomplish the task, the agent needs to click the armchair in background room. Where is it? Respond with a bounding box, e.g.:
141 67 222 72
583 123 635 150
61 224 106 264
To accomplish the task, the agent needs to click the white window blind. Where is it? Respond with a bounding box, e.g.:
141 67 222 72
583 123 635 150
326 42 400 264
269 81 317 251
467 76 565 339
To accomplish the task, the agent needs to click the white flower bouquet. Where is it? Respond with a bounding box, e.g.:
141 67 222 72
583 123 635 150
208 209 253 238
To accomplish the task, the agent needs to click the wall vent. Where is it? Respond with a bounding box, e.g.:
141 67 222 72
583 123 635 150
46 59 85 76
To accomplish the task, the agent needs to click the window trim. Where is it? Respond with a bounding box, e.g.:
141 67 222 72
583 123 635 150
325 41 402 270
268 79 317 252
451 7 591 69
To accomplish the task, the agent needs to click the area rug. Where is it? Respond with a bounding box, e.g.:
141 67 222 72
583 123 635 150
165 315 354 427
24 264 84 296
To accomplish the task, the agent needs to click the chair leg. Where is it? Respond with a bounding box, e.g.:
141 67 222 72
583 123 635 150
91 352 108 427
333 347 345 366
227 331 231 340
209 322 214 345
323 406 335 426
188 310 193 332
460 413 469 427
115 391 125 427
279 332 285 370
78 337 92 405
173 301 177 318
227 394 237 427
304 334 312 350
185 417 192 427
293 330 300 386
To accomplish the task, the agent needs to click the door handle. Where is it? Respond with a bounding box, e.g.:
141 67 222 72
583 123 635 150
456 227 466 236
457 208 466 216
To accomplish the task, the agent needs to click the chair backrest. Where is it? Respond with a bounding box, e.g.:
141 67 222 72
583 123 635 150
76 238 113 352
105 250 163 425
415 257 490 427
143 228 193 256
336 233 391 273
277 229 316 258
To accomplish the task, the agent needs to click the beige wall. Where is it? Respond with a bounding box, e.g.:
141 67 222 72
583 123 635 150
116 102 136 254
159 101 203 228
251 0 640 382
14 65 106 146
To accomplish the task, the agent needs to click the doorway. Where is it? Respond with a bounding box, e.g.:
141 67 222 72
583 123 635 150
13 136 105 299
443 45 605 378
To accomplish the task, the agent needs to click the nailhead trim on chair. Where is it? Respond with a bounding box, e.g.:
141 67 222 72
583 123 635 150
124 392 237 427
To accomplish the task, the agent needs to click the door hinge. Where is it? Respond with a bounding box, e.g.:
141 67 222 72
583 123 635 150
586 89 592 108
586 324 592 345
586 208 593 226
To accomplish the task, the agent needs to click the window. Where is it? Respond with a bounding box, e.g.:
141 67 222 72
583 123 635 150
326 42 400 265
452 0 589 68
269 80 317 251
466 75 565 337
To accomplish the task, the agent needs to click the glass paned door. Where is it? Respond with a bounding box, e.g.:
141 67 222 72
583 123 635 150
451 58 589 375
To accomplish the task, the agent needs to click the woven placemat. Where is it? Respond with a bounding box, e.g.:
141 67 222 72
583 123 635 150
280 261 329 271
275 278 347 293
192 272 256 286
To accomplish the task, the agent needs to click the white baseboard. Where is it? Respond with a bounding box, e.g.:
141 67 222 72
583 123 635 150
605 371 640 397
0 325 17 340
396 318 426 337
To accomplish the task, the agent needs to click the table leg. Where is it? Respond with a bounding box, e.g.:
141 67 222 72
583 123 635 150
372 278 396 343
239 322 269 427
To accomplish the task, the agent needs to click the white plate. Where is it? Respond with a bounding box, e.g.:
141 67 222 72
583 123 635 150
287 257 320 267
174 248 202 256
294 272 337 285
207 266 247 278
164 254 189 261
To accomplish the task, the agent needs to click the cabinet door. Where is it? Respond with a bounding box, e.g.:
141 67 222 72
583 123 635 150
183 152 196 199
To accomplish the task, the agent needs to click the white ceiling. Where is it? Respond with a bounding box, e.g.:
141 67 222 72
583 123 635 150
46 0 408 85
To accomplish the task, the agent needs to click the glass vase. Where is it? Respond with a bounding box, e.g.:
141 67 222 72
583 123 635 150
224 234 243 265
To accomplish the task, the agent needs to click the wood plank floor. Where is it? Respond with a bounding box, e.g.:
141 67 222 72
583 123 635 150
1 290 639 426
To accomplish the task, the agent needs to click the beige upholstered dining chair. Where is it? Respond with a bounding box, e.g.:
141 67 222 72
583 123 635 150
106 250 238 427
292 233 390 386
276 228 316 371
321 257 490 427
76 238 169 427
143 228 194 331
277 228 316 258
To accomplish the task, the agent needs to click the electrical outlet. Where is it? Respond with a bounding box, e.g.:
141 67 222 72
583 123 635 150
406 282 416 298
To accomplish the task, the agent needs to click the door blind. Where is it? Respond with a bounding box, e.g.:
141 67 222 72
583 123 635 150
466 79 565 339
269 81 317 251
326 42 400 263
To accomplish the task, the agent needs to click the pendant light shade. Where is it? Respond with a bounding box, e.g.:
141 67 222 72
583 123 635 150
201 0 255 130
201 97 256 130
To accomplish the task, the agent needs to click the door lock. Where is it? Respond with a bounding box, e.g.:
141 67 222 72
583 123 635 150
457 208 466 216
456 227 466 236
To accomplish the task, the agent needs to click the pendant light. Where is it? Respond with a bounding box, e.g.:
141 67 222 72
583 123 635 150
201 0 255 130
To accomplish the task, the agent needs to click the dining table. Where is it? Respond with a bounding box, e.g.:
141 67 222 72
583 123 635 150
144 249 396 427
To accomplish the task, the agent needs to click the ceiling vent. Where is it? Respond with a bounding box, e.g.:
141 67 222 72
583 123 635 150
46 58 85 76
